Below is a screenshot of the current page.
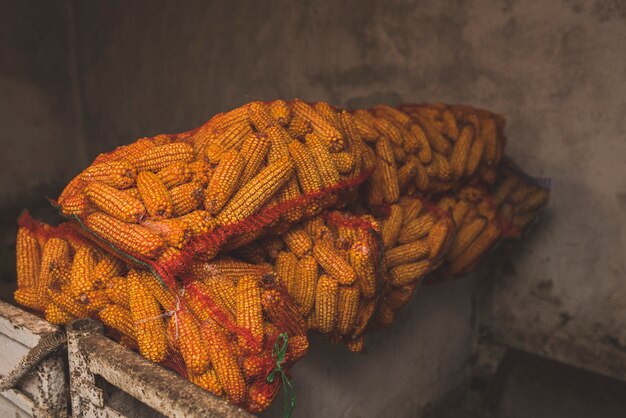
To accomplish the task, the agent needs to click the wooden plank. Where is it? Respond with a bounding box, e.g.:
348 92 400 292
0 301 57 348
0 388 34 416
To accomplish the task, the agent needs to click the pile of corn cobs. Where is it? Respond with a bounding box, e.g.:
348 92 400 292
15 100 549 413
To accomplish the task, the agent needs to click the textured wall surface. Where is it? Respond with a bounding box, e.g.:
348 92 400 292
2 0 626 416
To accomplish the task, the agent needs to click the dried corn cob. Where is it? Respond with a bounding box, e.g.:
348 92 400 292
247 101 275 131
16 227 41 289
157 162 192 189
269 100 292 126
85 182 146 223
336 285 359 335
141 218 189 249
448 223 500 275
288 140 323 193
447 217 487 260
275 251 298 294
398 214 435 244
381 204 404 249
385 239 429 268
44 302 74 325
313 239 356 285
47 286 89 317
190 368 223 397
294 255 318 316
82 161 136 189
282 226 313 257
169 308 210 374
427 219 452 260
389 260 431 286
350 241 378 299
235 276 264 352
169 182 204 216
450 125 474 180
68 246 100 297
130 142 194 172
239 133 270 185
137 171 173 218
204 149 245 215
105 276 129 307
292 99 343 151
314 274 339 333
306 132 341 187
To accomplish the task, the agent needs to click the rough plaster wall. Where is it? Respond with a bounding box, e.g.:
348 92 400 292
0 0 79 294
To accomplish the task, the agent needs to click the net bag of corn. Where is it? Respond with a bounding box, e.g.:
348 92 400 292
372 196 456 326
492 158 550 239
55 99 372 286
352 103 506 203
15 213 308 414
234 211 384 352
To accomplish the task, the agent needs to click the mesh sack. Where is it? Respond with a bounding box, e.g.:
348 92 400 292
492 158 550 238
351 103 506 203
15 213 308 414
55 99 372 286
234 211 384 352
371 196 456 326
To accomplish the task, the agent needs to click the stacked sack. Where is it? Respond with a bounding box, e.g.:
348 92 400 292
14 99 549 414
15 213 308 412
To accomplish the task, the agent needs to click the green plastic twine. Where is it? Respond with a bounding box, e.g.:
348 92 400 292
267 333 295 418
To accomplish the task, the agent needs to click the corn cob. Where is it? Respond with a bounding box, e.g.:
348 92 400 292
385 283 416 311
518 188 550 212
169 182 204 216
79 290 110 312
314 274 339 333
128 270 168 363
14 287 40 310
197 257 270 280
269 100 292 126
156 162 192 189
287 334 309 362
169 308 210 374
314 102 341 127
239 133 270 184
235 275 264 352
47 287 89 317
85 212 165 258
373 105 412 127
306 132 341 187
352 299 375 336
282 226 313 257
67 245 98 297
130 142 194 172
135 171 173 218
448 223 500 275
336 285 360 335
204 149 246 215
381 205 404 249
141 218 189 249
185 280 235 324
275 251 298 294
447 217 488 261
450 125 474 180
201 320 246 403
90 255 124 291
294 255 318 316
292 99 344 151
190 368 223 396
329 151 355 175
247 101 276 131
339 110 365 166
44 302 74 325
178 210 214 237
389 260 431 286
349 241 378 299
346 335 365 352
492 176 519 205
384 239 429 268
398 214 435 244
352 110 379 141
286 113 311 139
373 117 404 148
188 160 212 186
408 124 433 163
216 157 295 225
287 140 323 193
411 156 430 190
59 193 89 216
82 161 136 189
16 227 41 289
85 182 146 223
210 106 250 131
215 121 253 152
313 239 356 285
260 288 307 338
397 160 417 192
427 219 452 260
479 116 498 165
247 380 280 413
376 302 395 326
399 197 424 221
451 200 470 226
441 109 459 139
466 138 485 176
105 276 129 307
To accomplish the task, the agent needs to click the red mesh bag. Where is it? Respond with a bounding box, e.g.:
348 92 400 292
14 213 307 414
234 210 384 352
55 100 373 287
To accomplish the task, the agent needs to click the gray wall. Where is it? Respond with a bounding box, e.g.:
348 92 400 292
2 0 626 416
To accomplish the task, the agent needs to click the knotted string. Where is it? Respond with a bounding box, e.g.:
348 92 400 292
267 333 295 418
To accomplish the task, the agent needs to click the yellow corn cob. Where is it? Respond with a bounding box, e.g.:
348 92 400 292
201 320 246 403
68 245 99 297
282 226 313 257
393 145 407 163
178 210 214 236
44 302 74 325
287 334 309 362
450 125 474 180
352 110 379 141
91 253 124 288
314 102 341 128
479 116 498 165
339 111 365 174
130 142 194 172
135 171 173 218
375 136 396 164
235 275 264 352
313 239 356 285
49 261 71 286
411 156 430 190
386 283 416 311
465 138 485 176
452 200 470 226
373 105 412 126
330 152 356 175
346 335 365 352
397 160 417 192
376 301 395 326
123 187 141 200
446 218 488 262
204 277 237 316
37 237 72 299
269 100 292 126
286 113 311 139
408 124 433 163
398 213 435 244
517 188 549 212
204 149 246 215
448 223 500 275
294 255 318 316
105 276 129 307
430 152 452 182
377 160 400 204
314 274 339 333
138 270 176 311
168 308 210 374
82 160 136 189
352 299 375 336
415 112 451 153
189 368 223 396
385 239 429 268
215 121 253 152
99 304 136 339
239 133 270 184
399 197 424 221
492 175 519 206
437 196 455 213
293 99 344 151
196 257 270 280
275 251 298 294
141 218 189 249
169 181 204 216
210 106 250 131
247 101 276 131
85 182 146 223
185 280 234 324
85 212 165 258
14 287 40 311
128 270 167 363
442 109 459 139
389 260 431 286
79 290 110 313
156 162 192 189
305 132 341 187
373 117 404 148
216 157 295 225
187 160 212 187
381 204 404 249
16 227 41 289
336 285 359 335
427 219 451 260
348 240 377 298
47 286 89 317
287 140 323 193
59 193 89 216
